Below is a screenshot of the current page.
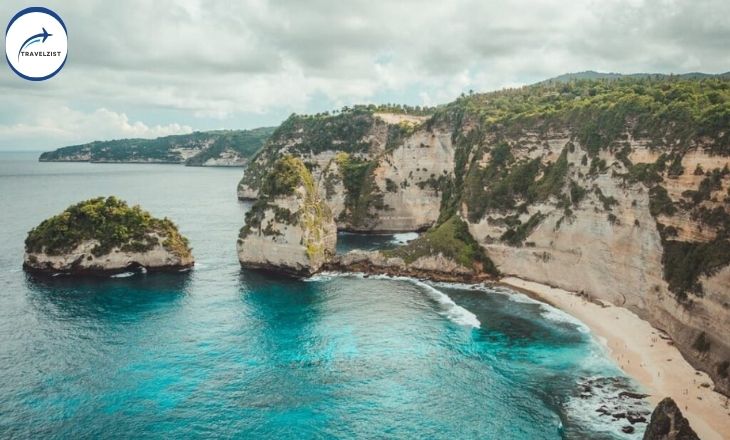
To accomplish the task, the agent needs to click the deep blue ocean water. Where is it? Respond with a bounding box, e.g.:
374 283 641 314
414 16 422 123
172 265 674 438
0 152 648 439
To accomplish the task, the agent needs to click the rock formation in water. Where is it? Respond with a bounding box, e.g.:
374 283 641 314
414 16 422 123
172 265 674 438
237 78 730 395
23 197 194 275
39 127 275 167
327 216 498 282
642 397 700 440
237 155 337 276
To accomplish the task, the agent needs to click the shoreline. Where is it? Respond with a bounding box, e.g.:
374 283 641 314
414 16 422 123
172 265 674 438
499 276 730 440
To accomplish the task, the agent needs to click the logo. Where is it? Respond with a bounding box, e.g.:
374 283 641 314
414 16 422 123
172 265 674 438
5 7 67 81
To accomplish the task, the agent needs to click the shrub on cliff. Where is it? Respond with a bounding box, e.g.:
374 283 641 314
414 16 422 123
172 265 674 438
334 152 385 227
384 216 499 276
260 154 314 198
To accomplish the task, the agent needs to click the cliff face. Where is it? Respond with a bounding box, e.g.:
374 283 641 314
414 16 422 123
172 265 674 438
24 197 194 275
24 238 194 274
469 131 730 396
40 127 275 167
237 155 337 276
238 110 452 231
237 79 730 394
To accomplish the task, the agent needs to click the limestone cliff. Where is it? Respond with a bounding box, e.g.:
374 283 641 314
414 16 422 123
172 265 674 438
237 78 730 394
441 78 730 394
238 108 451 231
24 197 193 275
237 155 337 276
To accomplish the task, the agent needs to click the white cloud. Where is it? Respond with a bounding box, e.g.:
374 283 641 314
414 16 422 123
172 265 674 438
0 0 728 149
0 107 192 149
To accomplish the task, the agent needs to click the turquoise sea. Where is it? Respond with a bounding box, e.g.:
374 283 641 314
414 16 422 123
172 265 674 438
0 152 649 439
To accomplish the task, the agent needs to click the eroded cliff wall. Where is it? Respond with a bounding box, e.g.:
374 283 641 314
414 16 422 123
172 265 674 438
237 80 730 393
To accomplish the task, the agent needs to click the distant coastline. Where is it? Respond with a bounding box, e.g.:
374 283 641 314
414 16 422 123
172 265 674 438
39 127 276 167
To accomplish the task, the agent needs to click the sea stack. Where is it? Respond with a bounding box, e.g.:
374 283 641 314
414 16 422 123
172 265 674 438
237 155 337 276
642 397 700 440
23 197 194 275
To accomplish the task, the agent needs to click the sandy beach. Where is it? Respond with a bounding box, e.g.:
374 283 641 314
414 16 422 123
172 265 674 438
500 277 730 440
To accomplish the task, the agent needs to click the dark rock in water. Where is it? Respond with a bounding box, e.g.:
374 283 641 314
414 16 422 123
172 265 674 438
642 397 700 440
613 412 626 419
620 391 651 399
623 425 635 434
627 411 647 424
596 405 611 415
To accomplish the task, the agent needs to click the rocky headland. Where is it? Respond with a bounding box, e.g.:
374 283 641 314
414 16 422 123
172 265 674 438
237 155 337 276
24 197 193 275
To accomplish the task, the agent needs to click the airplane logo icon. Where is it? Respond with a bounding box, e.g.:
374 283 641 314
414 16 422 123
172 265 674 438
18 27 53 62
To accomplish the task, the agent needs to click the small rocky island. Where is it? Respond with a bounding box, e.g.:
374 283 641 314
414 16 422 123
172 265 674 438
237 155 337 276
24 197 194 275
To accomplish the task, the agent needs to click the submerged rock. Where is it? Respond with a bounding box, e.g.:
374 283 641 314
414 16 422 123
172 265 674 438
627 411 647 424
23 197 193 275
642 397 700 440
237 155 337 276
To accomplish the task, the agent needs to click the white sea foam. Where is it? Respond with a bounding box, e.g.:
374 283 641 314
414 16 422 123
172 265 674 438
390 232 419 245
313 271 480 328
331 273 587 332
539 307 590 333
563 376 649 439
409 279 481 329
303 272 336 282
110 272 135 278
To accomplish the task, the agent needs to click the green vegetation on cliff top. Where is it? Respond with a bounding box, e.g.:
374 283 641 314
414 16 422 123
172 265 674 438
437 77 730 156
25 197 191 258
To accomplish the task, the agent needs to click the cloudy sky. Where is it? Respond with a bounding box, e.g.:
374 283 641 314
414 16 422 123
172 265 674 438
1 0 728 150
